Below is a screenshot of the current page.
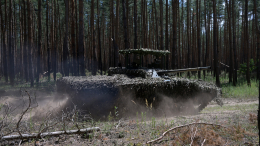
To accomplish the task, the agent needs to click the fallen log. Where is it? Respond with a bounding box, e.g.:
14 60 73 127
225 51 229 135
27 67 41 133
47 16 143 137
1 127 100 141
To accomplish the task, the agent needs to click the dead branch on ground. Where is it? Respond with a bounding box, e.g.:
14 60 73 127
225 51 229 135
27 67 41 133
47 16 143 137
1 127 100 141
146 122 228 144
16 91 34 138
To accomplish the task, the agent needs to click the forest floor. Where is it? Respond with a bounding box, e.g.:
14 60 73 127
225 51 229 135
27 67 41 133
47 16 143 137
0 75 259 145
0 92 258 145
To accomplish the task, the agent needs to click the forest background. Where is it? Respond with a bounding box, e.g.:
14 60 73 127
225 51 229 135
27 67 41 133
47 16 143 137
0 0 259 87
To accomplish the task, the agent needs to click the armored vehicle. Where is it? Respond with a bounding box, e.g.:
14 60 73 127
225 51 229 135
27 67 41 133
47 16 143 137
57 49 222 118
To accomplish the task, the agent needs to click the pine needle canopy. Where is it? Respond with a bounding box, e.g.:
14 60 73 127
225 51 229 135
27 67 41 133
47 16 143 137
119 48 170 56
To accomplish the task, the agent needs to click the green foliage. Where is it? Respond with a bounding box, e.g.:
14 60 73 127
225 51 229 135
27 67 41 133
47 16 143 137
221 79 258 98
238 59 256 76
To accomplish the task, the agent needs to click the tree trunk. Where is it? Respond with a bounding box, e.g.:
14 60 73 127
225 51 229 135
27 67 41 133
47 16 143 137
254 0 260 138
197 0 201 78
232 0 237 85
172 0 177 69
79 0 85 76
75 0 79 76
159 0 164 68
203 0 208 79
110 0 114 67
225 0 233 84
165 0 169 69
187 0 190 77
1 0 8 82
122 0 128 50
213 0 220 87
254 0 259 80
23 0 28 81
50 0 53 80
114 0 119 67
181 0 184 69
63 0 69 76
27 0 34 87
36 0 41 83
9 0 14 85
153 0 159 50
71 0 76 76
53 0 57 81
46 0 50 80
191 10 195 68
134 0 137 49
97 0 102 75
91 0 97 75
245 0 250 86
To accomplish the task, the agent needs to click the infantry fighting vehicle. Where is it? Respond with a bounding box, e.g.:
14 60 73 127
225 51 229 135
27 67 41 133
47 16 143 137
57 49 222 118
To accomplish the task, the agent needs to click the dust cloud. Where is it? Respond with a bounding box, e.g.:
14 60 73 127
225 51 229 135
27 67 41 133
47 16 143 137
0 89 209 121
117 90 200 119
0 90 70 121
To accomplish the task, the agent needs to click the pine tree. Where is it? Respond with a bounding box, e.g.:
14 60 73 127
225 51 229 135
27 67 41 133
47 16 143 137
36 0 41 83
63 0 69 76
213 0 220 87
79 0 85 76
245 0 250 86
27 0 34 87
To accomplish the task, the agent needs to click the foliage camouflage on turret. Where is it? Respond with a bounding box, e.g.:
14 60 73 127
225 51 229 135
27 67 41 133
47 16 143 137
119 48 170 56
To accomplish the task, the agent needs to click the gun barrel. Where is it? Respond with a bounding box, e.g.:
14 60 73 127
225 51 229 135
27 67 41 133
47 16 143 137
157 66 211 75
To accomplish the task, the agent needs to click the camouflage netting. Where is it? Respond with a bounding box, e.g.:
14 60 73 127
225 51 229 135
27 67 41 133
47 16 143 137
119 48 170 56
57 75 221 117
108 67 149 78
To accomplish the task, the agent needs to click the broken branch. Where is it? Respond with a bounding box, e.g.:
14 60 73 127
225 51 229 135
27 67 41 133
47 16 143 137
1 127 100 141
146 122 227 144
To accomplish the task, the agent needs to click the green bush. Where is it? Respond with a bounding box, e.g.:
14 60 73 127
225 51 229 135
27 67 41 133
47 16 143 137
238 59 256 76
